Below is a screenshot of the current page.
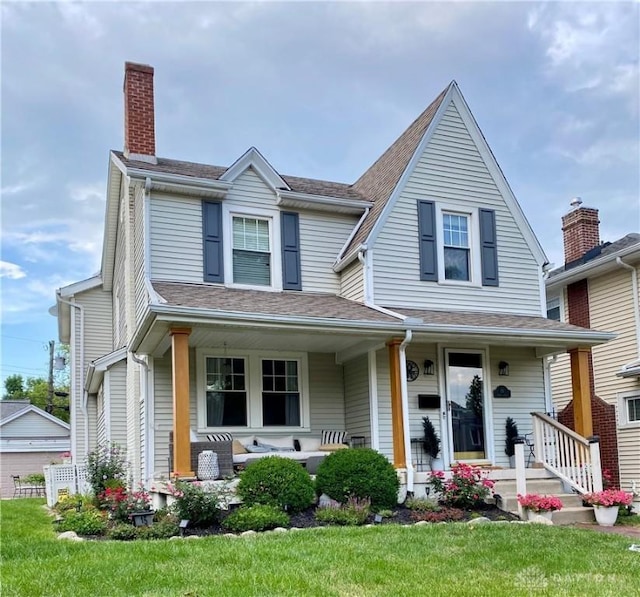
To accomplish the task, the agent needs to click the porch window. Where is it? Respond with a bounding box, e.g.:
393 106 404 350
618 391 640 426
261 359 300 426
205 357 247 426
443 212 470 281
232 216 271 286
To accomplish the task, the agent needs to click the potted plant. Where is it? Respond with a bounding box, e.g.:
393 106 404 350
505 417 518 467
517 493 563 521
583 489 633 527
422 416 442 470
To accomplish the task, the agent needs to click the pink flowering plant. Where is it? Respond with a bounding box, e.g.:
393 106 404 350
517 493 563 513
582 489 633 508
429 463 495 509
167 479 229 528
98 484 152 523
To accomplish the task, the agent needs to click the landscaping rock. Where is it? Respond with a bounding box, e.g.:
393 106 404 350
529 515 553 525
414 520 429 526
241 530 257 537
185 534 202 539
169 536 182 541
58 531 83 541
272 527 287 533
467 517 491 525
318 494 340 508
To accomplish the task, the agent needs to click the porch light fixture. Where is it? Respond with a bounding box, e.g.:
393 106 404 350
423 359 435 376
498 361 509 376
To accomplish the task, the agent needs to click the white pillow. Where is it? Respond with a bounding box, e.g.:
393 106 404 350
321 430 347 445
255 435 295 450
298 437 321 452
236 435 255 449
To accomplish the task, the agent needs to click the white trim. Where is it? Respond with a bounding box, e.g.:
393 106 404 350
1 439 71 453
435 203 481 286
617 390 640 428
125 152 157 164
195 348 310 433
146 357 155 482
58 276 102 298
222 203 283 291
368 348 380 450
220 147 290 191
277 190 371 214
0 404 70 430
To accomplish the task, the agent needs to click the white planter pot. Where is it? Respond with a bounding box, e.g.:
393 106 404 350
430 457 444 471
593 505 618 527
527 509 553 521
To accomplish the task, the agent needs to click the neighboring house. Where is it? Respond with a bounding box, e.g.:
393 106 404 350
55 62 613 493
547 201 640 494
0 400 70 497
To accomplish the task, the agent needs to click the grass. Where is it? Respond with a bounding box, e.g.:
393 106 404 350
2 499 640 596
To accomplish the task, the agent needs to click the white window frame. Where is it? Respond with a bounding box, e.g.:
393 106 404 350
435 203 481 286
222 204 283 291
617 390 640 428
196 348 309 432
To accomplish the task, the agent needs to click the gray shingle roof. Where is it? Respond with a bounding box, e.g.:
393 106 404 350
394 307 599 334
112 151 368 202
0 400 31 422
548 233 640 278
153 282 400 323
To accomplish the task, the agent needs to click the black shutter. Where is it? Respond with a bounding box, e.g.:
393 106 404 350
281 211 302 290
479 208 499 286
202 201 224 283
417 200 438 281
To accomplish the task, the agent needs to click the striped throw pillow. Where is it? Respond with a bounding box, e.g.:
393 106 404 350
206 432 233 442
321 430 347 445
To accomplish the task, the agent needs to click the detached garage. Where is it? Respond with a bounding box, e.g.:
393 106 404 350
0 400 70 498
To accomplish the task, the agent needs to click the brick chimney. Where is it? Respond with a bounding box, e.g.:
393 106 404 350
123 62 156 163
561 198 600 264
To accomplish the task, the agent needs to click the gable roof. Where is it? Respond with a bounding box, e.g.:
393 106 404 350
342 84 451 258
0 400 70 430
547 233 640 290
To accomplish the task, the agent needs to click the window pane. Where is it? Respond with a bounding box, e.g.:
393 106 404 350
262 393 300 426
547 297 561 321
233 250 271 285
444 247 470 281
206 391 247 426
443 214 469 249
628 398 640 422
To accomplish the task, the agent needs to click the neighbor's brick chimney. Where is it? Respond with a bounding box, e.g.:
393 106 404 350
561 198 600 264
123 62 156 162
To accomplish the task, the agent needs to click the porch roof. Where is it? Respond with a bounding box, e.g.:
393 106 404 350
393 307 615 352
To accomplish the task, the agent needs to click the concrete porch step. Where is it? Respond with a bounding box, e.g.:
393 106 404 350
551 506 595 525
492 477 566 496
497 492 585 513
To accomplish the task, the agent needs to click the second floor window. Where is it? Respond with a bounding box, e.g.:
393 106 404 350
443 212 470 281
232 216 271 286
546 296 561 321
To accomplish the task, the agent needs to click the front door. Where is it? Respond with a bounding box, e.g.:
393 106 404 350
445 350 488 462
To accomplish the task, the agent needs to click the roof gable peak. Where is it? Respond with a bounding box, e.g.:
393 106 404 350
220 147 291 191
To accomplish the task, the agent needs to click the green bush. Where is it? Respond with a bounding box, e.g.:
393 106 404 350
85 442 128 495
167 480 225 528
22 473 45 485
222 504 290 533
54 494 95 513
58 509 108 536
237 456 315 514
405 496 440 512
107 523 138 541
137 519 180 540
315 497 371 526
315 448 400 510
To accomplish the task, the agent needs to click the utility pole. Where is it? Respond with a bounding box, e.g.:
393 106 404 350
47 340 55 414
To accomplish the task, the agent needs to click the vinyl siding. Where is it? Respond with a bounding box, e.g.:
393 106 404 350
113 192 128 348
344 355 371 445
150 168 355 293
307 353 346 434
589 267 640 493
109 362 128 447
134 186 148 327
96 388 106 446
1 412 69 438
153 353 173 477
372 101 541 314
299 212 357 293
340 260 365 302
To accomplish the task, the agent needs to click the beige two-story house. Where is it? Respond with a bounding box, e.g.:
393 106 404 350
55 62 612 494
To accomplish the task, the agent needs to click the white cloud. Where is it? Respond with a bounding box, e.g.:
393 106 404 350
69 182 104 203
0 261 26 279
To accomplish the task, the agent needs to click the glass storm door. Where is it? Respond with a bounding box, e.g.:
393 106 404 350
446 351 487 461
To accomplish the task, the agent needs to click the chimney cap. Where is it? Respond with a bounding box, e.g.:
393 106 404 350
125 61 154 75
570 197 583 208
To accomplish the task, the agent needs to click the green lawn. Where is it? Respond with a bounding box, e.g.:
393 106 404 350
2 499 639 597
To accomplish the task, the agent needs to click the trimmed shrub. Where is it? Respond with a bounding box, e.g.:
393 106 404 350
405 496 440 512
222 505 290 532
138 519 180 540
167 480 225 528
315 497 371 526
410 507 465 523
58 509 108 536
315 448 400 510
107 523 138 541
237 456 315 514
54 494 95 513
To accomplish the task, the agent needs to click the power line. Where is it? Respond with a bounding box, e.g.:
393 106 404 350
0 334 50 345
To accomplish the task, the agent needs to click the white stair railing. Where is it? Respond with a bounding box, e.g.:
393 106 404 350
531 412 603 495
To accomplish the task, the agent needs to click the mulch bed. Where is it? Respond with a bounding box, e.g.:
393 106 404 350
185 503 519 537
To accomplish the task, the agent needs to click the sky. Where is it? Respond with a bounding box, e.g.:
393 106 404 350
1 1 639 390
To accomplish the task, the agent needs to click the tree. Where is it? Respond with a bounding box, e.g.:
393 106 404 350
465 375 483 419
3 374 25 398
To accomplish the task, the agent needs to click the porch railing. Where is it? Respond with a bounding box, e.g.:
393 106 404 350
531 412 603 495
